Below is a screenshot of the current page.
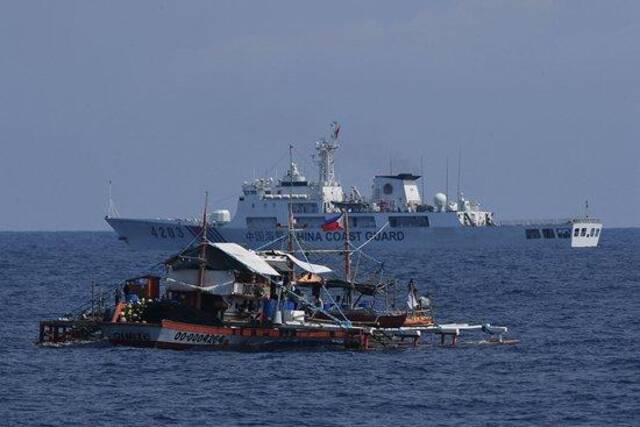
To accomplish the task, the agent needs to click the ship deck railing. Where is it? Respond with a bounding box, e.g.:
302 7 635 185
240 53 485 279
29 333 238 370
498 218 570 226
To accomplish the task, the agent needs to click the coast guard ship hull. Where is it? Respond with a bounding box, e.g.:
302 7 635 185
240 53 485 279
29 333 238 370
105 122 602 251
106 215 602 251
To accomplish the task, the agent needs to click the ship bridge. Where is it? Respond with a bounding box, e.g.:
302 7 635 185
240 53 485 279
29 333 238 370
371 174 422 212
235 123 346 222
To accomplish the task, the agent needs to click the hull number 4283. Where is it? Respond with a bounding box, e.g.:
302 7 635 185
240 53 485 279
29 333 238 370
150 226 184 239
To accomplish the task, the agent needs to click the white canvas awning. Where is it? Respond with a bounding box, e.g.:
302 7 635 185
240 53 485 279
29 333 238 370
259 251 332 274
212 243 281 277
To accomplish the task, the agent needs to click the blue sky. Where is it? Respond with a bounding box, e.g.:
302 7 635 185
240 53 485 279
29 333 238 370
0 1 638 230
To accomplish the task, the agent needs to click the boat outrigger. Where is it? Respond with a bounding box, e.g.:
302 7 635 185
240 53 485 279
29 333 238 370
39 193 516 351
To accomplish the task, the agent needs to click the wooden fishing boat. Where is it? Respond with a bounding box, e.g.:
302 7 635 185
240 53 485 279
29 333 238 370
101 238 377 350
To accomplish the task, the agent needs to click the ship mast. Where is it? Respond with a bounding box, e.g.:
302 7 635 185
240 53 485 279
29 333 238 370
314 122 342 213
314 121 341 186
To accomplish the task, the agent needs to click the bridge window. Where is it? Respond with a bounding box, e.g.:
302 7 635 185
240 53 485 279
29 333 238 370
389 216 429 228
595 228 600 237
526 229 541 239
542 228 555 239
291 203 319 214
590 228 595 237
581 228 587 237
349 216 377 228
574 228 580 237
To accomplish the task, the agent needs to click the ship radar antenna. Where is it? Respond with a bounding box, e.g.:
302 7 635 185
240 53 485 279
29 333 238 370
107 180 120 218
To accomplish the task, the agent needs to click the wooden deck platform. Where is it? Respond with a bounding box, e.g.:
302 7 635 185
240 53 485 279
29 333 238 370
38 319 103 344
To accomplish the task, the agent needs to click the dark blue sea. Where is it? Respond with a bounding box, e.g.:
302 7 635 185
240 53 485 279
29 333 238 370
1 230 639 426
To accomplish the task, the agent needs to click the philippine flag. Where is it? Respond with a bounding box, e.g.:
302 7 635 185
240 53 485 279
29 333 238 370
321 213 344 232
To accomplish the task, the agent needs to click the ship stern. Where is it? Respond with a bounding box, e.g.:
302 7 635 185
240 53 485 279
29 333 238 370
570 219 603 248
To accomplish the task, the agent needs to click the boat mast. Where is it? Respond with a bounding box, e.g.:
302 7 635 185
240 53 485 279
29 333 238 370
343 209 352 306
287 145 294 281
196 191 209 310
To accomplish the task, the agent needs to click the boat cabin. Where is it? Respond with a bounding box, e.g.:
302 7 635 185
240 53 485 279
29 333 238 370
122 275 160 303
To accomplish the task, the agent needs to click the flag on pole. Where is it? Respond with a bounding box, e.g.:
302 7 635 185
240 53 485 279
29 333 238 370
321 213 344 232
406 280 419 309
331 121 341 140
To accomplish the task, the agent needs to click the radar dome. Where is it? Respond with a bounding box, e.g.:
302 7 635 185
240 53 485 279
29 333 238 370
434 193 447 209
210 209 231 223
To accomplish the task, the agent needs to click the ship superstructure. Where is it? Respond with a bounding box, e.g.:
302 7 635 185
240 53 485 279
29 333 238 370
106 123 602 250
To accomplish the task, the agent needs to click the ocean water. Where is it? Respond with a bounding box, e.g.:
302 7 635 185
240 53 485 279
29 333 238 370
0 230 639 426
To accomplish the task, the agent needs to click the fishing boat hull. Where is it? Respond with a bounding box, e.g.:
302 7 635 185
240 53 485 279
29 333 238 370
102 320 365 350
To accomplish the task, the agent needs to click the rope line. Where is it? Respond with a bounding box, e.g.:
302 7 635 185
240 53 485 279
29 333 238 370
291 228 352 328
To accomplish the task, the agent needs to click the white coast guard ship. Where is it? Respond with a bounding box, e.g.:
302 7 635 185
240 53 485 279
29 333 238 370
106 123 602 250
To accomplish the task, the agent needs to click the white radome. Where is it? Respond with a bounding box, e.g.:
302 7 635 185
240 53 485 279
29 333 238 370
434 193 447 209
211 209 231 223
